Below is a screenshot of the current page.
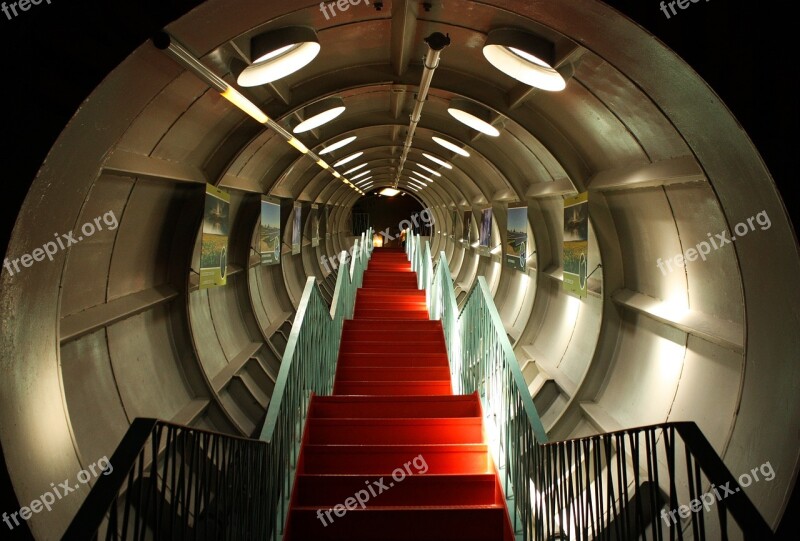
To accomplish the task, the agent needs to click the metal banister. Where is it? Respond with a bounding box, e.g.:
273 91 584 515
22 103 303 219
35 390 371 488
63 229 372 540
406 231 774 541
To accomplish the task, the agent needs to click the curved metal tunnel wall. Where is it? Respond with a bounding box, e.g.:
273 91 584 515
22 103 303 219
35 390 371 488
0 1 798 539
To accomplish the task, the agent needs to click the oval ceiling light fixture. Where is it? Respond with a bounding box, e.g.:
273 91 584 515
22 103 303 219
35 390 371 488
334 152 364 167
417 164 442 177
320 135 356 155
237 27 321 87
483 28 566 92
412 171 433 183
293 97 346 133
432 136 470 157
423 153 453 169
406 176 428 188
447 99 501 137
344 163 368 175
351 170 371 181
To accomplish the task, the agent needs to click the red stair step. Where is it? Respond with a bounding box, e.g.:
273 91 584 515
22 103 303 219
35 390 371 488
356 301 428 311
333 380 452 396
301 443 490 475
288 506 507 541
343 320 443 331
360 280 419 286
293 473 498 507
339 341 446 354
336 353 449 368
306 418 483 445
335 366 451 383
357 288 425 296
353 309 429 320
309 395 481 419
341 329 444 342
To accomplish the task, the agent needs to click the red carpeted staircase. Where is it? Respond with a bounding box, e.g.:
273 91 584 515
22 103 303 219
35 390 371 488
285 248 514 541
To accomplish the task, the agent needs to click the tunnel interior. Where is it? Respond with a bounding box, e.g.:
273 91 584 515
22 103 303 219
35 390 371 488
0 1 798 539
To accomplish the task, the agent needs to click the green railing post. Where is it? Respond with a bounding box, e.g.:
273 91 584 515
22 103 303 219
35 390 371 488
258 227 372 539
416 239 548 540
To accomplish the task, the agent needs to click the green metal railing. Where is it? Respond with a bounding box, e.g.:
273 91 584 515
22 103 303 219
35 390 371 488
405 231 774 541
407 231 547 535
63 229 373 540
260 228 372 539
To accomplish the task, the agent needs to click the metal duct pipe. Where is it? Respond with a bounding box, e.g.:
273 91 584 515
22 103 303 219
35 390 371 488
152 31 364 194
393 32 451 188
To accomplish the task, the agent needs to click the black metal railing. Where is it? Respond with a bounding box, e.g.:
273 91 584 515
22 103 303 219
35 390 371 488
62 419 269 540
529 422 774 540
408 232 774 541
63 237 775 540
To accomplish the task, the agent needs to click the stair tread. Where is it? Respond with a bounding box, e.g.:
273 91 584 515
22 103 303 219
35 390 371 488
292 504 506 511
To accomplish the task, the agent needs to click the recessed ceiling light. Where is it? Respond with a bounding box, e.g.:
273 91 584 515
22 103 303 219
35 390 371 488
448 100 501 137
351 170 371 181
334 152 364 167
320 135 356 154
237 27 321 87
407 180 426 189
417 164 442 177
344 163 368 175
432 136 470 157
293 97 346 133
355 176 373 186
483 28 566 92
423 153 453 169
380 188 400 197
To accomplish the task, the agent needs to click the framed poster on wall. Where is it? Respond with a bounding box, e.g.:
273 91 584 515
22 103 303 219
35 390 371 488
479 207 493 255
200 184 230 289
292 203 302 255
259 197 281 266
462 210 472 245
563 192 589 298
311 204 320 247
506 206 528 271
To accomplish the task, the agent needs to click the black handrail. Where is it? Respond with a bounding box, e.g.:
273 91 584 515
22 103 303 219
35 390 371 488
62 417 774 540
531 422 774 540
62 419 269 540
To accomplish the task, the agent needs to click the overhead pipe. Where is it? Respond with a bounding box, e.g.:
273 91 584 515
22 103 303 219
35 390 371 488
152 31 364 195
393 32 451 188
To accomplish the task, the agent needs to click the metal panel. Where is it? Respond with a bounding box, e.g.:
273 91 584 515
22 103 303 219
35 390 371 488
106 307 192 420
60 175 134 316
61 330 131 463
597 311 688 429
